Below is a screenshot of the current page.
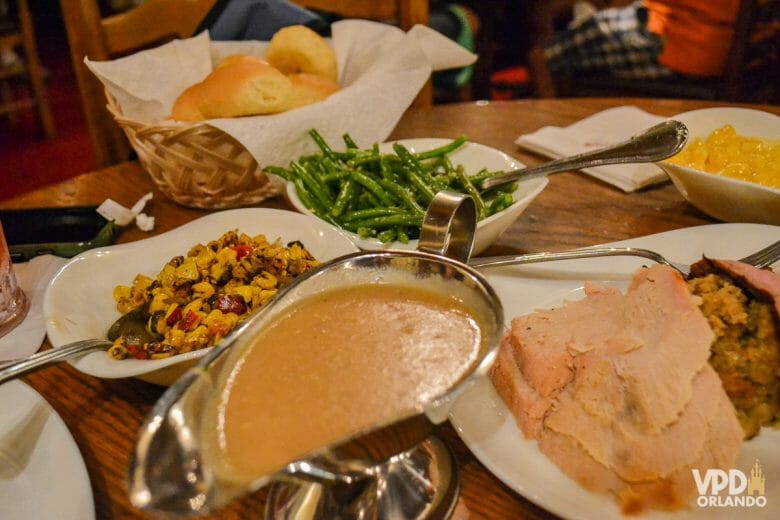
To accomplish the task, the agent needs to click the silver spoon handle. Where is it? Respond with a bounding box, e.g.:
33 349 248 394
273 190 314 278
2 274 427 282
0 339 112 385
479 120 689 190
468 246 687 275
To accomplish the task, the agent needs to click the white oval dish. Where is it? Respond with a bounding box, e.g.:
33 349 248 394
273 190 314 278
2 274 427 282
658 107 780 225
43 208 359 386
285 138 548 254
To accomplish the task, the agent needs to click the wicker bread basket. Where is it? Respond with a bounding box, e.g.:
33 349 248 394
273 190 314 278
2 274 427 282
106 91 284 209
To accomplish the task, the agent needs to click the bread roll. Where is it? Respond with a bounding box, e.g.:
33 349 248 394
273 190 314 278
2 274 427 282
171 56 292 122
283 73 339 110
265 25 338 82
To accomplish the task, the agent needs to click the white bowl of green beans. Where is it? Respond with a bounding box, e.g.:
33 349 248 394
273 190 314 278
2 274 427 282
271 132 549 255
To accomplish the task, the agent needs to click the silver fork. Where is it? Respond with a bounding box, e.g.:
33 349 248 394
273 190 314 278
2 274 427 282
739 240 780 269
469 239 780 277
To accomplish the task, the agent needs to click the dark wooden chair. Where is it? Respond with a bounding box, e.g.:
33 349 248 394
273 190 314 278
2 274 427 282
0 0 55 138
59 0 217 167
526 0 780 103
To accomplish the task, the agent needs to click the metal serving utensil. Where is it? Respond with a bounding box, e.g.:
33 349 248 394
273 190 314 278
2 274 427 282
478 120 689 190
0 340 112 385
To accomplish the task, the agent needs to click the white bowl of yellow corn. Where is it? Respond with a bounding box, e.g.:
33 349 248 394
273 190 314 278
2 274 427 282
658 107 780 225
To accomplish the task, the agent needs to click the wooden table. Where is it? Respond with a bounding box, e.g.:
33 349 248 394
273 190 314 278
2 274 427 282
3 98 778 519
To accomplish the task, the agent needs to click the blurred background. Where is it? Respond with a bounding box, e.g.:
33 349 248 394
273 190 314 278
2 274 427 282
1 0 778 201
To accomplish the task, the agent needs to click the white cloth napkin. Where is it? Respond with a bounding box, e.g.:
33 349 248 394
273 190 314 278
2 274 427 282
0 255 68 362
515 106 668 192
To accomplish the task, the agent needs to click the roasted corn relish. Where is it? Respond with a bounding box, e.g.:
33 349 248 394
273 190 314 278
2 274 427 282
666 124 780 189
108 230 318 360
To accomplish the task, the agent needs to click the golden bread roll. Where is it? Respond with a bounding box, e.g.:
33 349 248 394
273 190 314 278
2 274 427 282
265 25 338 82
170 86 206 122
283 73 339 110
171 56 292 122
215 54 260 69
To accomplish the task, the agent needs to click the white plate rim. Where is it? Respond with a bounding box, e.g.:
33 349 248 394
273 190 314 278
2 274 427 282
450 222 780 520
0 380 95 519
43 208 359 380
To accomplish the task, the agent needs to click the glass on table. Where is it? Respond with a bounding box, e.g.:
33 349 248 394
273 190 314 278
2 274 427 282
0 222 28 338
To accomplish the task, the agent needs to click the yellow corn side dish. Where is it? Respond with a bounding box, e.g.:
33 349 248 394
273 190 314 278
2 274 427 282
666 124 780 189
108 230 318 360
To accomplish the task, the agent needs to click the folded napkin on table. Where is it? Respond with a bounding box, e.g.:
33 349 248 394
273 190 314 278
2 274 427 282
515 106 668 192
0 255 68 362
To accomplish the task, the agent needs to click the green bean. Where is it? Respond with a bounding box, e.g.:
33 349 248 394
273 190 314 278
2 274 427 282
488 193 514 214
405 170 436 204
302 159 329 186
293 177 331 220
380 157 403 184
397 227 410 244
393 143 439 189
291 162 332 209
343 207 403 222
322 171 352 183
345 214 422 230
343 133 359 149
357 191 381 209
479 181 517 200
455 165 487 220
264 166 291 181
350 171 396 206
309 129 336 159
377 229 397 243
357 227 377 238
348 155 381 168
431 157 457 186
468 167 490 181
470 168 506 185
414 136 467 160
331 178 357 218
376 179 425 215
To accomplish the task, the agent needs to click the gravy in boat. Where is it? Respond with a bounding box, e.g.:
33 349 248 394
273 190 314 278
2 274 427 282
211 283 483 480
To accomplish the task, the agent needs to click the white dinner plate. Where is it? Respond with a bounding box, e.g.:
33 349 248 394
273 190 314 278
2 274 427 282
43 208 359 385
0 380 94 519
450 223 780 520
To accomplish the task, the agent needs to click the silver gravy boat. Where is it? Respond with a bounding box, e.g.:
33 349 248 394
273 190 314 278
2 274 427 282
128 193 504 519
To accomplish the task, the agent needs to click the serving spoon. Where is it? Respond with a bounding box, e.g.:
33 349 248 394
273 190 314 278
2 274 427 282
0 339 111 385
0 306 156 385
478 119 689 190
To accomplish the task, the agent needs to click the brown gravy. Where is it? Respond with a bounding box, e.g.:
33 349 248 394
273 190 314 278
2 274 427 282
212 283 483 480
